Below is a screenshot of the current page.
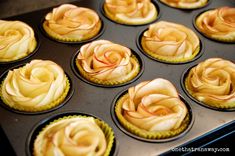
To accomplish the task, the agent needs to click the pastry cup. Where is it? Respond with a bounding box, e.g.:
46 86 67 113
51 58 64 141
0 64 74 114
159 0 210 10
26 112 117 156
181 64 235 111
193 9 235 43
111 90 194 142
101 0 160 26
42 19 104 44
137 29 203 64
0 32 39 65
71 49 144 88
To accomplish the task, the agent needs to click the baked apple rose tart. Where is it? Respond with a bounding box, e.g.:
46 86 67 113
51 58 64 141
195 7 235 42
43 4 102 42
0 20 37 62
76 40 140 86
103 0 158 25
185 58 235 109
115 78 190 139
159 0 208 9
34 116 115 156
0 60 70 112
141 21 200 63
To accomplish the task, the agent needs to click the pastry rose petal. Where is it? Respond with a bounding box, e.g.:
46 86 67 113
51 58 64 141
0 20 37 62
185 58 235 108
34 117 107 156
196 7 235 41
104 0 158 25
160 0 208 9
1 60 67 110
43 4 101 41
120 78 188 131
141 21 200 61
76 40 140 84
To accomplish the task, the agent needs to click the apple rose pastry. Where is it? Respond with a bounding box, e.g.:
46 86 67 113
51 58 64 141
159 0 208 9
0 20 37 62
0 59 70 112
43 4 102 42
76 40 140 86
103 0 158 25
34 116 115 156
115 78 190 139
185 58 235 109
195 7 235 42
141 21 200 63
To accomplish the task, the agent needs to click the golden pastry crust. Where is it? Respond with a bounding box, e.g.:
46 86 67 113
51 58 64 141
141 21 200 63
115 78 190 139
195 7 235 42
0 59 69 112
34 117 111 156
103 0 158 25
76 40 140 86
185 58 235 109
160 0 208 9
43 4 102 42
0 20 37 62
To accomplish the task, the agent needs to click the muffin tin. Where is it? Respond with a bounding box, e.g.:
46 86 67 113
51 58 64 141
0 0 234 155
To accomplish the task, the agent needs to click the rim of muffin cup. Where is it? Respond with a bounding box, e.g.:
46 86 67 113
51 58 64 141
0 63 74 115
181 63 235 112
71 48 144 88
0 31 40 65
25 111 118 156
158 0 211 10
39 15 105 44
193 8 235 44
136 27 204 64
100 0 161 26
111 88 195 143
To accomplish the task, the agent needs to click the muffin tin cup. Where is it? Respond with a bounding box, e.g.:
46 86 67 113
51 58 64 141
100 0 161 26
0 32 40 65
181 64 235 112
111 89 194 143
71 48 144 88
158 0 211 10
25 111 118 156
193 8 235 44
136 28 204 64
39 17 105 44
0 63 74 115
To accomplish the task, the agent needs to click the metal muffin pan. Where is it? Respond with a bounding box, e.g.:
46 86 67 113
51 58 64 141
0 0 234 155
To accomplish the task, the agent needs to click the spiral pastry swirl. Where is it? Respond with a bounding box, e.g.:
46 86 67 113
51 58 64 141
43 4 101 42
196 7 235 42
117 78 188 133
1 60 68 111
0 20 37 62
141 21 200 62
34 117 107 156
160 0 208 9
104 0 158 25
185 58 235 109
76 40 140 85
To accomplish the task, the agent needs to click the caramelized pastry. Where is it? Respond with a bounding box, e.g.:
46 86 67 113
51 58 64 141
43 4 102 42
0 20 37 62
141 21 200 63
104 0 158 25
185 58 235 109
0 60 70 112
195 7 235 42
76 40 140 86
115 78 190 139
